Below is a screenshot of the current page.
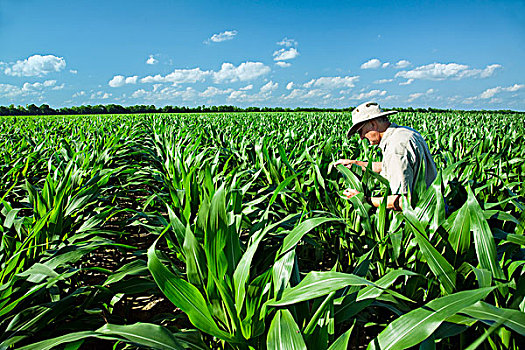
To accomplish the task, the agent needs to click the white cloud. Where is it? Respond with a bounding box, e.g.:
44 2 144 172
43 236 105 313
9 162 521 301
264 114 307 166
350 89 387 100
361 58 382 69
207 30 238 43
146 55 158 65
131 86 198 102
361 58 393 69
277 38 298 47
374 79 393 84
213 62 270 83
109 75 139 87
126 76 138 84
3 54 66 77
407 88 434 102
112 62 269 89
240 84 253 90
228 90 245 100
22 80 57 91
131 89 147 99
395 60 411 69
304 76 359 89
275 61 291 68
399 79 414 86
141 68 210 85
223 81 279 103
199 86 233 97
109 76 125 87
479 64 502 78
91 91 112 99
228 91 265 103
0 83 24 98
0 80 64 100
479 88 500 99
407 92 424 102
281 88 328 101
383 95 400 102
506 84 523 92
273 47 299 61
70 69 78 74
286 82 295 90
260 81 278 93
140 75 163 84
479 84 524 99
395 63 502 81
72 91 86 98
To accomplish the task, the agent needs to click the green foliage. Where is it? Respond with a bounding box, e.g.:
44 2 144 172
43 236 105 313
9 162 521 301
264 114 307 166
0 111 524 349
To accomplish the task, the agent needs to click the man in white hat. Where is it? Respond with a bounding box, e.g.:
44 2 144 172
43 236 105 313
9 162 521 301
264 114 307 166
335 101 437 210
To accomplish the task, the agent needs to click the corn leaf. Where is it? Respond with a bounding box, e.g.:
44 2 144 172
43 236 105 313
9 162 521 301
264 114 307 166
267 309 307 350
368 287 494 350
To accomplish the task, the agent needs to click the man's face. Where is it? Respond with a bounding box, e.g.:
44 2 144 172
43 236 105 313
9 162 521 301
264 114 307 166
358 121 382 145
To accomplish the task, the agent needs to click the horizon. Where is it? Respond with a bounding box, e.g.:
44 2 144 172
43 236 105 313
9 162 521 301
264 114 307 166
1 0 524 111
3 103 525 115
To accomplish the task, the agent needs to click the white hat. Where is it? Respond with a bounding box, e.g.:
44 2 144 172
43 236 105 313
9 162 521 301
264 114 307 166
347 101 397 137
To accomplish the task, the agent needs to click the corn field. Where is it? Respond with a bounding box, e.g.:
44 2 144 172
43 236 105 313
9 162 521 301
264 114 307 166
0 111 524 349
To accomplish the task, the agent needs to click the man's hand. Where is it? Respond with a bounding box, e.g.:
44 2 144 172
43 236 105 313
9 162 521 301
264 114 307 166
334 159 382 173
343 188 361 198
343 191 403 211
334 159 362 169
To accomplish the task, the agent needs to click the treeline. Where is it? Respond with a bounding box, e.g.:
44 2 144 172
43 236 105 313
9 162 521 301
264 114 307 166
0 103 522 116
0 104 350 116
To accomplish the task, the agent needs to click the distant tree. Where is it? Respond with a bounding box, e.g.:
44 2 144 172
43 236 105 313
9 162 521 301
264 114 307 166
106 104 127 114
39 104 55 115
16 105 27 115
26 104 40 115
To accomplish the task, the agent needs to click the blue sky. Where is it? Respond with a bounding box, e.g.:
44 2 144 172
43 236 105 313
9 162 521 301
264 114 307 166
1 0 524 110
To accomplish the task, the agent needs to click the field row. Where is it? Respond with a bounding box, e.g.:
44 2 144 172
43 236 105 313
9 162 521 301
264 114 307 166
0 112 524 349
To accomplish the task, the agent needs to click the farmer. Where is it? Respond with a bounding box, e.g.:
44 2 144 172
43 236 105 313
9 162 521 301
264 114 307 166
335 101 437 210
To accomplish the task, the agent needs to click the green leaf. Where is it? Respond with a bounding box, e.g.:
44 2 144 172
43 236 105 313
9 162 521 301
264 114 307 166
303 288 336 349
336 164 363 192
466 187 505 280
232 213 298 325
18 331 100 350
267 309 307 350
403 208 456 294
267 271 372 307
103 260 148 285
328 321 355 350
368 287 494 350
183 224 207 288
147 240 232 341
273 250 296 300
347 193 373 234
357 269 418 301
18 323 186 350
96 323 185 350
460 301 525 335
268 171 302 208
469 266 492 289
3 208 20 229
445 202 471 255
279 217 341 258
